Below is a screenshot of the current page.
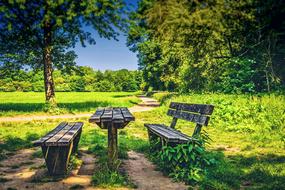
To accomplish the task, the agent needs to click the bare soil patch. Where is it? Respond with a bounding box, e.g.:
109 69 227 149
122 151 188 190
0 148 104 190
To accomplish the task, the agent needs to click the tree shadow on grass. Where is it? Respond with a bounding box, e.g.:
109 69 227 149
0 133 40 160
228 154 285 190
111 94 137 98
199 152 285 190
0 101 112 113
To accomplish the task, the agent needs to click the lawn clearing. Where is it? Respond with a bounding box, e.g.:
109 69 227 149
0 92 140 116
0 92 284 189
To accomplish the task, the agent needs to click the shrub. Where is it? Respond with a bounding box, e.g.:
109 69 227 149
151 136 215 184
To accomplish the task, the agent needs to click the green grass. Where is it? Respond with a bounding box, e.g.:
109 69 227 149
150 92 285 189
0 92 284 189
0 92 141 116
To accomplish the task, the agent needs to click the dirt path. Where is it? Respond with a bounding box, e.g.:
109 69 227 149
123 151 188 190
0 148 128 190
0 95 159 123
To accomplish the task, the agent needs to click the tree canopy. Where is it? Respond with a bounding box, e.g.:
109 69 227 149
128 0 285 93
0 0 126 104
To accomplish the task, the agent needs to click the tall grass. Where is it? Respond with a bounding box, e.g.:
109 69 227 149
153 92 285 148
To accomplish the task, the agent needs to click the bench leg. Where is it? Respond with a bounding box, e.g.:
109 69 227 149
108 124 118 170
72 130 82 154
148 129 163 151
41 142 73 176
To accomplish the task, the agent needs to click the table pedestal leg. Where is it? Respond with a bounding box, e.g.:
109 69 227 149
108 124 118 170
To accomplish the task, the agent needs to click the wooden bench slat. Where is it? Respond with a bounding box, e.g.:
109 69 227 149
57 122 83 146
33 122 68 146
145 124 191 143
167 109 210 126
169 102 214 115
45 123 75 146
158 124 192 140
101 107 113 122
121 107 135 122
112 108 124 123
89 108 104 123
147 124 180 140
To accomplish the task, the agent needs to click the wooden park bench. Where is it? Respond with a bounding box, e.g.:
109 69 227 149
145 102 214 147
33 122 83 175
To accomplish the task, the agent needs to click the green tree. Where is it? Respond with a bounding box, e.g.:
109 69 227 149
0 0 126 105
128 0 275 92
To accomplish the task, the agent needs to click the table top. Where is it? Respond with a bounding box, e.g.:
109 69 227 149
89 107 135 129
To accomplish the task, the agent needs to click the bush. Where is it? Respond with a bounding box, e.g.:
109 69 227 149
32 81 45 92
151 136 215 184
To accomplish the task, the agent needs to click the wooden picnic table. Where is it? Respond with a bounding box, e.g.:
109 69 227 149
89 107 135 169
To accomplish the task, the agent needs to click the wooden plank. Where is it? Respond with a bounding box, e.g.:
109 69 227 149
145 124 190 142
89 108 104 123
167 109 210 126
156 125 190 142
121 107 135 122
112 108 124 123
57 122 83 146
169 102 214 115
33 122 68 146
101 107 113 122
45 123 75 146
42 143 73 175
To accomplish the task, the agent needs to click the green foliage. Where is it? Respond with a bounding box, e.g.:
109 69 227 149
154 141 214 184
0 0 127 103
92 164 127 187
128 0 285 93
0 66 142 92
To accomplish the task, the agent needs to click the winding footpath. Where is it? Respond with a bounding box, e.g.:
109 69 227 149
0 96 188 190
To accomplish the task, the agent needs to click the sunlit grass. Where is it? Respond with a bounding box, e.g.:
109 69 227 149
0 92 141 116
0 92 284 189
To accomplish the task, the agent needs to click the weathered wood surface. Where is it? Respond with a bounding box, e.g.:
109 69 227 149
89 107 135 129
33 122 67 146
169 102 214 115
33 122 83 175
145 124 191 143
108 125 118 170
89 107 135 170
33 122 83 146
145 102 214 146
167 109 210 126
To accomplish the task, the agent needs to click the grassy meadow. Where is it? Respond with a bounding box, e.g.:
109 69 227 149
0 92 285 189
0 92 140 116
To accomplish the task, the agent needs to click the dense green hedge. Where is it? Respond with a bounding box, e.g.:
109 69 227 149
0 67 142 92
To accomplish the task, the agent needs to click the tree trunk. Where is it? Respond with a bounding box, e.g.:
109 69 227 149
43 20 56 106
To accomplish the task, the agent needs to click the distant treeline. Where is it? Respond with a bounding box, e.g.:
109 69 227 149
0 66 142 92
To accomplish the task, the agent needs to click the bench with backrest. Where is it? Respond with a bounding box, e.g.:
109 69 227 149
145 102 214 147
33 122 83 175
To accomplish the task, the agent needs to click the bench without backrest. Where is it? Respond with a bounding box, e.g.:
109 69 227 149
33 122 83 175
145 102 214 145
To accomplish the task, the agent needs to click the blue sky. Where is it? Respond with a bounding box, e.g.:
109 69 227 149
73 0 139 71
